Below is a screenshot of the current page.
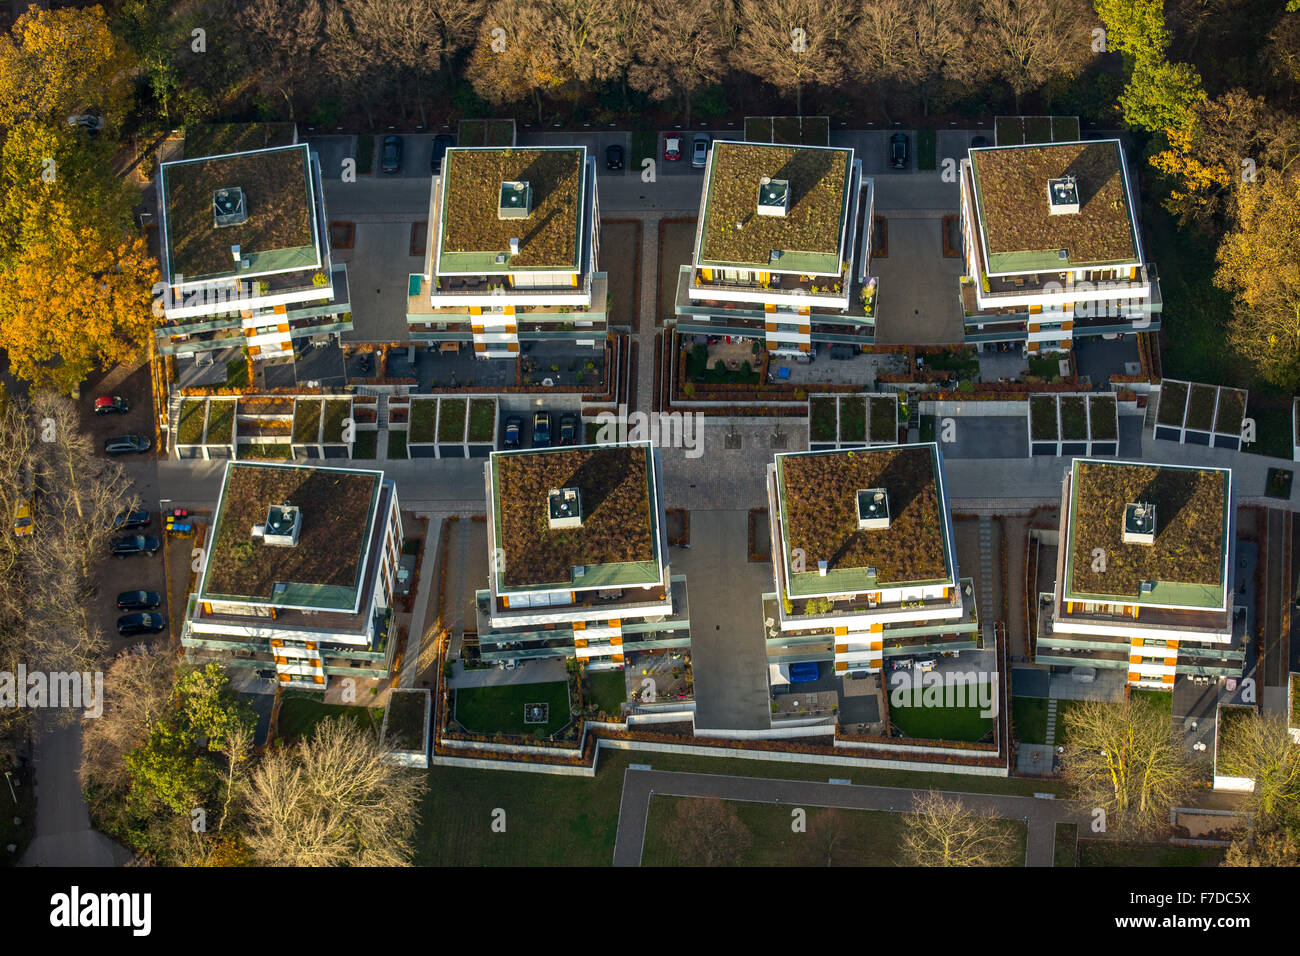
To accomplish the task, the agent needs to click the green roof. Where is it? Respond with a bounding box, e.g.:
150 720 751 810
969 140 1139 273
491 444 662 591
437 147 585 273
776 444 954 597
1063 459 1230 608
698 142 852 274
199 462 383 611
160 144 319 283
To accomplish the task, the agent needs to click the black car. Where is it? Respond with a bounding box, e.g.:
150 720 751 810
380 135 403 174
430 133 453 174
503 415 522 450
116 589 162 611
558 413 579 446
117 612 166 636
104 434 150 455
112 508 150 530
532 412 552 449
890 132 909 169
111 534 160 557
605 143 624 170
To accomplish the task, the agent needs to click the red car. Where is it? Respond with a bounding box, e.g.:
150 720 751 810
663 134 682 162
94 396 129 415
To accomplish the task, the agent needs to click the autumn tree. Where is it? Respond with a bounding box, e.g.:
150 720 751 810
851 0 979 117
1060 694 1191 836
975 0 1097 113
1215 711 1300 820
245 717 426 866
1215 166 1300 389
1224 826 1300 867
732 0 853 115
237 0 327 123
627 0 726 126
664 796 753 865
466 0 565 121
901 791 1019 866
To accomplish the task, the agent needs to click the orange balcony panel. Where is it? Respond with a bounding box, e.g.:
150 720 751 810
277 323 290 333
1062 321 1074 331
764 303 776 313
835 644 849 654
573 620 585 630
798 343 810 352
870 622 883 633
248 345 261 356
765 323 777 333
609 619 621 627
575 638 588 649
834 662 848 672
278 674 290 682
1028 322 1041 332
1128 672 1142 682
1164 657 1177 667
1162 674 1175 684
474 343 486 353
507 343 519 353
870 641 882 651
1129 655 1141 665
313 675 325 685
610 636 623 646
273 304 287 315
471 325 484 334
834 626 848 636
612 653 624 663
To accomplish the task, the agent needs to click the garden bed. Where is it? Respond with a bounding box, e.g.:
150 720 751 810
1087 395 1117 440
292 399 323 443
839 397 866 443
467 399 496 442
205 401 235 444
1156 380 1188 426
322 399 352 443
409 398 438 443
1185 384 1218 432
178 400 207 445
869 397 897 443
1059 396 1087 441
438 397 467 443
1029 396 1058 440
809 397 836 441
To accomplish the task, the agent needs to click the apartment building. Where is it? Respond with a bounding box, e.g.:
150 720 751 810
407 145 606 357
476 442 690 668
155 142 351 361
182 461 403 690
958 139 1160 353
673 141 876 356
1040 458 1245 689
762 444 979 676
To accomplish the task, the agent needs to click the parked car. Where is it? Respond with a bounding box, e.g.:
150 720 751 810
116 590 162 611
67 114 104 134
195 351 215 368
532 411 552 448
890 132 909 169
104 434 150 455
12 498 33 538
663 134 682 162
558 413 579 446
605 143 624 170
503 415 522 450
380 135 403 174
691 134 710 169
112 508 150 531
117 612 166 636
430 133 453 174
111 534 160 557
93 395 129 415
915 658 938 672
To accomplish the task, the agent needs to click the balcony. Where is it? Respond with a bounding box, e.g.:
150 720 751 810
676 266 875 323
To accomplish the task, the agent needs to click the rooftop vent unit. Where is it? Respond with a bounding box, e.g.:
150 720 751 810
1047 175 1080 216
498 181 531 220
856 488 891 531
1123 502 1156 546
509 237 520 256
548 487 582 530
214 187 248 228
757 176 790 217
817 559 828 577
256 504 302 547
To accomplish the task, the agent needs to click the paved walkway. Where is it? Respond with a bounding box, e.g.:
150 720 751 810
612 768 1086 867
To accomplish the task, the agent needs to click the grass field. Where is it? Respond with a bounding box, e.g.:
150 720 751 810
1013 697 1049 744
454 680 572 737
891 702 994 742
642 796 1027 866
1054 822 1077 866
1079 840 1224 867
587 670 627 715
411 750 1066 866
275 692 383 743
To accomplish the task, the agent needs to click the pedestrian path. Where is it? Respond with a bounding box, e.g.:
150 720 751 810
1045 698 1059 746
978 515 995 641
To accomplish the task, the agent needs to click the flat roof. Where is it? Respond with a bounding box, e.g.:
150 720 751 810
775 444 954 596
968 140 1139 273
159 143 319 283
437 147 585 273
199 462 384 611
1064 459 1231 607
491 444 661 591
698 141 853 274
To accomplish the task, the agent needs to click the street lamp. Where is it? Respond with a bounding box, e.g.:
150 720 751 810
4 771 16 804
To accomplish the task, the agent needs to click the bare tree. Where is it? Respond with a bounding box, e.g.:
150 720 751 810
628 0 726 126
901 791 1019 866
974 0 1096 113
1061 694 1191 836
664 796 753 865
1224 826 1300 867
731 0 853 115
805 806 845 865
217 721 254 834
1215 711 1300 820
236 0 326 122
245 717 426 866
466 0 564 122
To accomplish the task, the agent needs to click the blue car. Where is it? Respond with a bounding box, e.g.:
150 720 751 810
532 412 551 448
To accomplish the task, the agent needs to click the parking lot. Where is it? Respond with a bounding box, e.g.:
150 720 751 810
497 408 581 450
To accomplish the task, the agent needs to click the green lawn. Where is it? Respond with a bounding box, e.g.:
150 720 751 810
454 680 573 738
225 358 249 388
351 431 377 459
1054 822 1077 866
386 430 408 459
413 748 1053 867
642 795 1026 866
1079 840 1224 867
587 670 628 715
1013 697 1050 744
275 692 383 743
891 703 994 742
